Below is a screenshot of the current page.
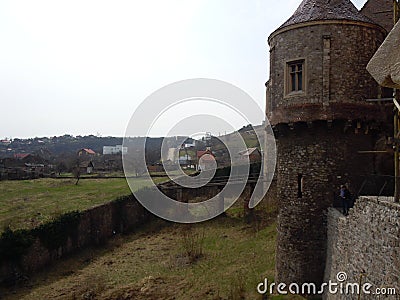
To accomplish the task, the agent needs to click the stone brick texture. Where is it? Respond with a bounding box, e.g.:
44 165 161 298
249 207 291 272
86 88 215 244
274 121 390 287
267 22 387 125
324 197 400 299
0 195 152 283
267 14 394 289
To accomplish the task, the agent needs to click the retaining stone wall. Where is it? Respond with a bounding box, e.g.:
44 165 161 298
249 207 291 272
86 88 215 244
0 194 151 284
324 196 400 299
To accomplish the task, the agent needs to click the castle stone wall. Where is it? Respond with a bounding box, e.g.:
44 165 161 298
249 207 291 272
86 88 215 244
324 197 400 299
267 23 386 125
0 195 152 284
275 121 381 286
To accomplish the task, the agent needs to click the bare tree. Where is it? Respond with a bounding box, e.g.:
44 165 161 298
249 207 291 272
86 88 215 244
72 158 81 185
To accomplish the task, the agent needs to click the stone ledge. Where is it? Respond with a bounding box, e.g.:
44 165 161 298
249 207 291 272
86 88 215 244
358 196 400 210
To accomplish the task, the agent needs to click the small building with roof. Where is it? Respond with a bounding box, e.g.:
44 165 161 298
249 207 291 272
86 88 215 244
238 147 261 163
77 148 96 156
196 149 216 171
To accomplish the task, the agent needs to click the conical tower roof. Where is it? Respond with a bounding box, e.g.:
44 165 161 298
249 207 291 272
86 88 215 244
277 0 375 30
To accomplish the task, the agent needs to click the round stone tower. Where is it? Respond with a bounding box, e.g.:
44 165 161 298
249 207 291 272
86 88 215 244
266 0 392 286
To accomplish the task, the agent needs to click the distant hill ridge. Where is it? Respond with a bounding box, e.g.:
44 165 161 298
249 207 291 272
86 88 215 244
0 135 184 158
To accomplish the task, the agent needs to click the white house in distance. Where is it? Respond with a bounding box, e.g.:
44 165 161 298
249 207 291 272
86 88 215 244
183 141 196 148
166 148 179 163
103 145 128 155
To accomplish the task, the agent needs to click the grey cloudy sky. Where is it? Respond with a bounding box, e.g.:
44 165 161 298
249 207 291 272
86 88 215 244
0 0 366 139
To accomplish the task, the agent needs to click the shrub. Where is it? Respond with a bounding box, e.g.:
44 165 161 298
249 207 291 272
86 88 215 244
0 227 34 263
34 211 81 250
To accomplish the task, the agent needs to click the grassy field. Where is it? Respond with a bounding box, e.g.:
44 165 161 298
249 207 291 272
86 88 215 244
0 200 304 300
0 177 166 231
1 207 303 300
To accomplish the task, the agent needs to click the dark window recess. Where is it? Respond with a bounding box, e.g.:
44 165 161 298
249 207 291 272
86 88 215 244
382 87 394 99
297 174 303 198
287 61 304 93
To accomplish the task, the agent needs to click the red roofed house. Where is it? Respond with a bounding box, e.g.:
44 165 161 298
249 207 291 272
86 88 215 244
76 149 96 174
77 148 96 156
196 149 216 171
1 139 11 145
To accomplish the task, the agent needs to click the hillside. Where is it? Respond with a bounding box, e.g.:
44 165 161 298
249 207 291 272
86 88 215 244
0 124 264 160
0 135 187 162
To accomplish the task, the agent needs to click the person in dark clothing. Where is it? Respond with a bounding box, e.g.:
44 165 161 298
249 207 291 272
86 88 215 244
340 185 351 216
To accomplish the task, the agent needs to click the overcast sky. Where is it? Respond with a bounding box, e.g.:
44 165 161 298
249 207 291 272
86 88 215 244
0 0 366 139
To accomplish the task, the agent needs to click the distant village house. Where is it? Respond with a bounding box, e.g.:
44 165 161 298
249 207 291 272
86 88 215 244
0 153 53 180
79 160 94 174
238 147 261 164
197 149 215 171
77 148 96 156
103 145 128 155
